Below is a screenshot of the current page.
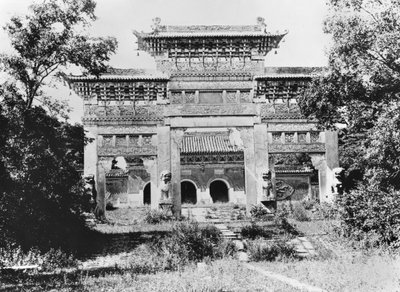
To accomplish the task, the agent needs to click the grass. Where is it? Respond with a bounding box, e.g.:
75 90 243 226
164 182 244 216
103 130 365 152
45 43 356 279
255 252 400 291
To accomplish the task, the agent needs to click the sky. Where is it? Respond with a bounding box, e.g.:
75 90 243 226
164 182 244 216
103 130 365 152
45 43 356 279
0 0 331 124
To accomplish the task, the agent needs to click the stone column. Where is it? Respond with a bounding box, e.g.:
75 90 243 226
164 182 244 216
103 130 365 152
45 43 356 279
310 154 329 203
156 126 171 209
254 124 269 204
170 128 185 217
84 125 98 176
96 158 109 220
325 130 340 201
240 127 257 215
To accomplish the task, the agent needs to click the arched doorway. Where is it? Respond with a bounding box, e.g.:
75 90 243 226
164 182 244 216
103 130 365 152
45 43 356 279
210 180 229 203
143 183 151 205
181 181 197 204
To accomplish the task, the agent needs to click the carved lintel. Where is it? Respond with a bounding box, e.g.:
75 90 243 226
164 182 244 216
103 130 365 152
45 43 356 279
269 143 325 154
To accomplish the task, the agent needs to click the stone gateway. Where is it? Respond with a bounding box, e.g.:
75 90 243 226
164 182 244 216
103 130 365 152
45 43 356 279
67 18 339 216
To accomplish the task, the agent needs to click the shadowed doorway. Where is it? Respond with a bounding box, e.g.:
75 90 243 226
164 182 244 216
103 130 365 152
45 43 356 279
210 180 229 203
181 181 197 204
143 183 151 205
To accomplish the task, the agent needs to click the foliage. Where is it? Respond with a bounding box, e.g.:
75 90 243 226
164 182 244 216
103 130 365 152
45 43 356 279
1 0 117 109
301 198 317 210
241 223 273 240
336 185 400 247
0 85 91 252
0 243 77 271
250 204 272 221
298 0 400 190
151 222 222 267
291 201 311 222
247 238 296 261
143 209 175 224
313 202 338 220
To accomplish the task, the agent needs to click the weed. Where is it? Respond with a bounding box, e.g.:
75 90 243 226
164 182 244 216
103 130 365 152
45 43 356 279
247 239 296 261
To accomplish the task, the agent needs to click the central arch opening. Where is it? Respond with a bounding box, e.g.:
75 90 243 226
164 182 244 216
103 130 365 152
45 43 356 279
210 180 229 203
143 183 151 205
181 181 197 204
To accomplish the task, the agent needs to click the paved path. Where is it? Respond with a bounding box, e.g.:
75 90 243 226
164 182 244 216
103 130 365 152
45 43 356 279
243 263 328 292
289 236 318 257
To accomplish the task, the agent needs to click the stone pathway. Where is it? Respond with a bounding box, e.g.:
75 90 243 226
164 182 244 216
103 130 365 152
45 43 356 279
243 263 328 292
214 224 240 240
289 236 318 258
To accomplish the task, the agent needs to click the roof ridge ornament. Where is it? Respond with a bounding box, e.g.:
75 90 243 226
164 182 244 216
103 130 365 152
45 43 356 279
257 17 267 32
151 17 161 34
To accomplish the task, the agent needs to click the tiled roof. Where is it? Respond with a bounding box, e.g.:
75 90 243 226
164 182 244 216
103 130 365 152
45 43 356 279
66 68 169 82
254 74 314 80
139 31 286 38
106 169 129 177
181 134 242 154
275 165 314 174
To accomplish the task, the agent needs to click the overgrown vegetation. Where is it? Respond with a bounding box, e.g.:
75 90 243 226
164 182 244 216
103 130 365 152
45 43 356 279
142 209 175 224
247 238 296 261
298 0 400 247
0 0 116 253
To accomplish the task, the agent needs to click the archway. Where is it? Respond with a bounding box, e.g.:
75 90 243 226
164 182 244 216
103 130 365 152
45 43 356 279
143 183 151 205
181 181 197 204
210 180 229 203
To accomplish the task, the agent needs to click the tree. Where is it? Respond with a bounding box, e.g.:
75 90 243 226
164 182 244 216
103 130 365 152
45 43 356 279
299 0 400 189
299 0 400 247
0 0 117 252
1 0 117 108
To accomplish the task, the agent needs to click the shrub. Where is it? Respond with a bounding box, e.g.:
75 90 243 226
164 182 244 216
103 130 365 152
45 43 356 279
291 201 311 222
250 205 271 221
241 223 272 240
314 202 338 220
0 244 77 271
151 222 222 266
336 185 400 247
143 209 174 224
301 198 317 210
247 239 296 261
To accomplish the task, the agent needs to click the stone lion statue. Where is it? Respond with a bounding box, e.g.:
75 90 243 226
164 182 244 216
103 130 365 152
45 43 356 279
261 169 275 201
160 170 172 203
331 167 345 196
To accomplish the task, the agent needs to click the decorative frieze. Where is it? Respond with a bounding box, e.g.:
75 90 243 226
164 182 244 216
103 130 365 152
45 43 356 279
97 126 157 135
269 143 325 153
166 104 256 116
84 105 164 121
181 152 244 165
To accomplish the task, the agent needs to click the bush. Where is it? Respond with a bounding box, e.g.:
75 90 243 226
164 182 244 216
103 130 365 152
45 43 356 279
250 205 271 221
0 244 77 271
143 209 174 224
291 201 311 222
336 185 400 247
241 223 272 240
151 222 222 266
301 198 317 210
247 238 296 261
314 202 338 220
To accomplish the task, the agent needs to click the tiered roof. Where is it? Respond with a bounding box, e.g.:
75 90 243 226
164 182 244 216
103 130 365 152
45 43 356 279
181 134 242 155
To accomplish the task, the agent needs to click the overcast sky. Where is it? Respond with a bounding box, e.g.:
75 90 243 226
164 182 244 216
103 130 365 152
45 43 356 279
0 0 331 123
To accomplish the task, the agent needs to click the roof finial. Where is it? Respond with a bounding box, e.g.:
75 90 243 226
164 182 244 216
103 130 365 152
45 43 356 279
257 17 267 32
151 17 161 33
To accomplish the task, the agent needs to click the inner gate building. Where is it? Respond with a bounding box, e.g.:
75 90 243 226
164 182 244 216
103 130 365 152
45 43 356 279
67 18 339 214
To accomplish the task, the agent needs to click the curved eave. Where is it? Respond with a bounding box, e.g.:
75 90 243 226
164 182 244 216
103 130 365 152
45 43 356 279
254 74 314 80
138 32 287 38
66 75 169 82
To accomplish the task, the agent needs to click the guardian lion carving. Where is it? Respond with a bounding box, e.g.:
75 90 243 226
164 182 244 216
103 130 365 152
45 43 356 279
160 170 172 203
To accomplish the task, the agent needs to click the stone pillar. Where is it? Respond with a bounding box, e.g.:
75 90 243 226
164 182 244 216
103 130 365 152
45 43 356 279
240 127 257 215
156 126 171 209
96 158 109 219
325 130 340 201
310 154 330 203
170 128 185 217
84 125 98 176
254 124 269 204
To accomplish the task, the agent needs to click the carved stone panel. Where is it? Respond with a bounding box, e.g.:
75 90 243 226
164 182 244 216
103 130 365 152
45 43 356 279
269 143 325 153
166 104 256 116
